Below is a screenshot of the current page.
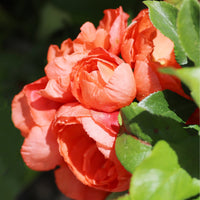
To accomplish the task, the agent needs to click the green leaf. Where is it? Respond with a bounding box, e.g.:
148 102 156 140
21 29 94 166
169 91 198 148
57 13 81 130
115 134 152 173
164 0 184 9
120 103 151 142
105 191 129 200
160 67 200 108
144 1 187 65
177 0 200 66
138 90 197 123
116 194 131 200
130 141 200 200
120 102 199 178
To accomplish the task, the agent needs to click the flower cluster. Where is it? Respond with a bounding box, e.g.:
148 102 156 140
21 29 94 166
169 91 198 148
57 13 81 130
11 7 187 200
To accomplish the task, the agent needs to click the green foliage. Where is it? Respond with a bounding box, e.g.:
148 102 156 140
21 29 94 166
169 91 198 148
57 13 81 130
161 67 200 108
105 191 129 200
138 90 196 122
129 141 200 200
115 134 152 173
164 0 184 8
177 0 200 66
144 1 187 65
119 91 199 178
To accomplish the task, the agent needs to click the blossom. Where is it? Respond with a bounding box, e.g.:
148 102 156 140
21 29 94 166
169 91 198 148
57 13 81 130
53 102 131 198
121 9 187 101
11 77 63 170
75 6 129 55
71 47 136 112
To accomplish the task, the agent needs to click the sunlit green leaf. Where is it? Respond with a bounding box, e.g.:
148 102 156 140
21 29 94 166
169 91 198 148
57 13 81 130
177 0 200 66
144 1 187 65
160 67 200 108
164 0 184 8
138 90 196 123
130 141 200 200
115 134 152 173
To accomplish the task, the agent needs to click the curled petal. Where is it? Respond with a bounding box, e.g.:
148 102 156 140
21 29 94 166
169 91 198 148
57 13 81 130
40 77 75 103
55 163 109 200
47 38 74 63
98 6 129 55
53 103 131 192
134 60 162 101
23 77 61 126
71 49 136 112
11 90 35 137
21 126 62 171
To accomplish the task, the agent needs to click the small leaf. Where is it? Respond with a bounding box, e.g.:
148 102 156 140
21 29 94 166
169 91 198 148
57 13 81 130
177 0 200 66
160 67 200 108
115 134 152 173
130 141 200 200
144 1 187 65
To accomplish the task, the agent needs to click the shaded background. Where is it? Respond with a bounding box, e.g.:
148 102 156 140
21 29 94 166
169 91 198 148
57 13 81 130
0 0 145 199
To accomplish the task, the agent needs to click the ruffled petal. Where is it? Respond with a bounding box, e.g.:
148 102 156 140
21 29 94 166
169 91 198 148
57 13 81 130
21 126 63 171
55 163 109 200
23 77 61 127
11 90 35 137
134 60 162 101
40 77 75 103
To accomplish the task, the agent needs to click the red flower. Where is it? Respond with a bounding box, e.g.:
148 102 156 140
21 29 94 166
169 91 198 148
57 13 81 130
71 48 136 112
121 9 188 101
53 102 131 197
11 77 62 170
75 6 129 55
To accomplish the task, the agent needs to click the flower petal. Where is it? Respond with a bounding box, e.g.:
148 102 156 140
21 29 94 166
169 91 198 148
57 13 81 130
21 126 62 171
134 60 162 101
11 90 35 137
55 163 109 200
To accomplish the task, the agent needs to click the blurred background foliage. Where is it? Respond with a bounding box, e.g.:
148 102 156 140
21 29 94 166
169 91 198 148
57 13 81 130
0 0 145 199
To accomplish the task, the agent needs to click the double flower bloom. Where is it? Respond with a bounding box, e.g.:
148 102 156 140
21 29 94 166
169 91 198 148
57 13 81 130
11 7 187 200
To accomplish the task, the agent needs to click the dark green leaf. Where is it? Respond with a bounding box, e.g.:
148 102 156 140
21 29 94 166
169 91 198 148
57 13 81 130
115 134 152 173
120 103 151 142
177 0 200 66
105 191 129 200
116 194 131 200
160 67 200 108
120 102 199 178
130 141 200 200
144 1 187 65
138 90 196 123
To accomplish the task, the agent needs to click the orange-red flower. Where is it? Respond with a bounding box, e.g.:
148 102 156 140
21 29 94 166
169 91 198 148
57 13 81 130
53 102 131 197
11 77 62 170
75 6 129 55
121 9 187 101
71 47 136 112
